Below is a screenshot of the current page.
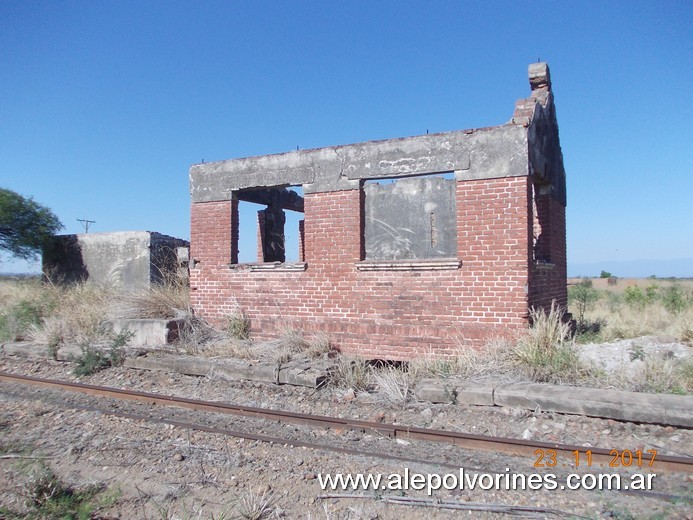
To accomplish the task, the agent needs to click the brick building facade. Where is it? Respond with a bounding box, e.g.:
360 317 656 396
188 63 567 358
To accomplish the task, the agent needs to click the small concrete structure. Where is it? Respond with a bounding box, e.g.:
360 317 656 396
110 318 183 347
43 231 189 291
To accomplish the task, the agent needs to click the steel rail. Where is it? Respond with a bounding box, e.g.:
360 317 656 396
1 371 691 474
30 402 692 506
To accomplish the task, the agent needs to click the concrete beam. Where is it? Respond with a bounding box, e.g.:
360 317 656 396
494 384 693 428
124 354 327 388
415 379 495 406
413 379 693 427
237 188 305 212
189 125 529 201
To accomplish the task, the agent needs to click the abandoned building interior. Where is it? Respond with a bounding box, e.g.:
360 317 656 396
188 62 567 358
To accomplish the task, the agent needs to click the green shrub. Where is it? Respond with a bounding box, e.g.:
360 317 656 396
568 278 600 326
600 270 613 278
624 286 648 309
0 298 55 341
22 463 100 520
661 283 688 313
73 330 130 377
644 283 659 302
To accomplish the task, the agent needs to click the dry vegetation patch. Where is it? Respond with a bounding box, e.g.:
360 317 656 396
2 275 691 395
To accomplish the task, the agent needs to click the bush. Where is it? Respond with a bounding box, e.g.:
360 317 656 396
0 296 56 341
515 302 590 384
624 286 648 309
22 463 99 519
600 270 613 279
568 278 600 327
73 330 130 377
661 283 688 313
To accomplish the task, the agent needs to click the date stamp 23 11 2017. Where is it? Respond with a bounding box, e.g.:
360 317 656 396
533 449 657 469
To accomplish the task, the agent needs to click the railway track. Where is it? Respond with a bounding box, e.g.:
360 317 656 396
1 370 691 475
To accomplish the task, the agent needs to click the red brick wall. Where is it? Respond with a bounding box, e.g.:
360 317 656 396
529 194 568 311
190 177 537 359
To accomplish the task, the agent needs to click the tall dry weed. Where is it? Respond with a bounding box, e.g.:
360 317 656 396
408 337 519 383
29 282 117 347
109 272 191 320
515 302 592 384
372 365 412 405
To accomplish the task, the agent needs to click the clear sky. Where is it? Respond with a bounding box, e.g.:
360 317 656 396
1 1 691 276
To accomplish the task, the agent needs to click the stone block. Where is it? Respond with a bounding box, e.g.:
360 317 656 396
415 379 495 405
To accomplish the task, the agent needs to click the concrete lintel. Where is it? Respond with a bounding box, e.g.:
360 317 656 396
237 187 305 212
190 125 528 201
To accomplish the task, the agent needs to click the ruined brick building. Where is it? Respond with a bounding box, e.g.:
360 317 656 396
189 62 567 358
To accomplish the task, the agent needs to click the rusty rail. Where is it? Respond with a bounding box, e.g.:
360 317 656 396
1 371 691 474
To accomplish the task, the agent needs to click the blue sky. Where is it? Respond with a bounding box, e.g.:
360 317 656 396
1 1 691 276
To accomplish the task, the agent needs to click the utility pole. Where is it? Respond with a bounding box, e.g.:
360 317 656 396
77 218 96 233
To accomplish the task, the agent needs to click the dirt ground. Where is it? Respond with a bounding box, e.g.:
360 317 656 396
0 355 691 519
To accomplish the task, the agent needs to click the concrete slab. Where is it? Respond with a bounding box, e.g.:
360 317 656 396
494 384 693 428
124 355 214 377
1 342 120 362
1 342 54 359
415 379 495 405
124 354 327 388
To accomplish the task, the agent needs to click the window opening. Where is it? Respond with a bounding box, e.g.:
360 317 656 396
234 186 304 264
532 180 552 263
362 172 456 261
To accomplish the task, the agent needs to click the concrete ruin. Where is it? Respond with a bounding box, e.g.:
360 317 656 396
189 62 567 358
43 231 189 291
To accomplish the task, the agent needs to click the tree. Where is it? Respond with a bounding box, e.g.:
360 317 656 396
599 270 613 279
0 188 63 260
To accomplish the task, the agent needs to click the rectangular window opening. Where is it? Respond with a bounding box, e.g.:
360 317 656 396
362 172 457 261
532 181 552 264
233 186 305 266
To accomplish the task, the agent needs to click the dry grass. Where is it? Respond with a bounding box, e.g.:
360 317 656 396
595 355 693 394
0 277 57 342
328 356 371 391
573 279 693 342
579 297 691 341
515 302 593 384
110 281 191 320
0 274 192 349
275 326 333 360
371 365 413 405
234 489 278 520
408 337 520 383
